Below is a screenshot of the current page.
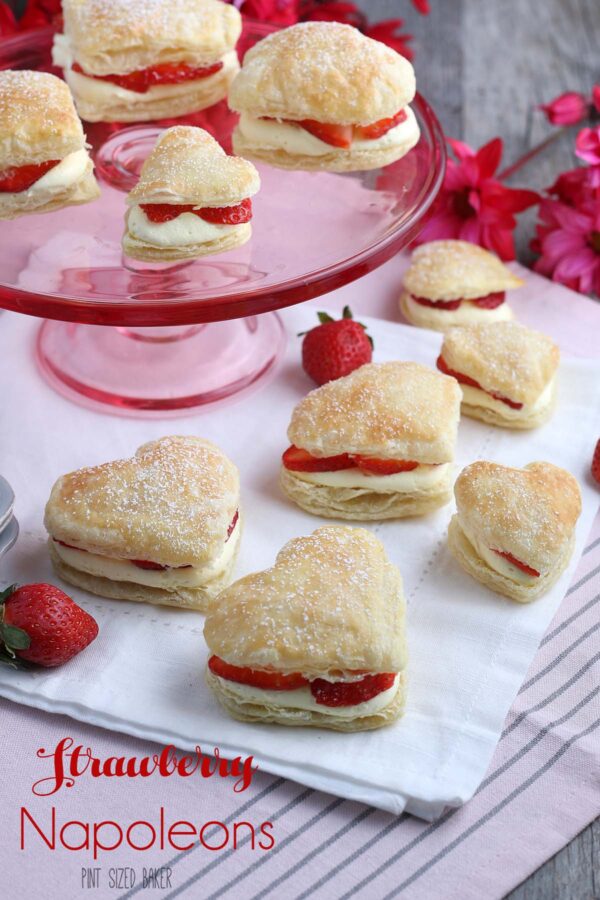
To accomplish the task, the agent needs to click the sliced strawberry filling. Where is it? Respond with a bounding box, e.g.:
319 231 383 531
0 159 61 193
436 355 523 410
208 656 396 706
282 445 420 475
71 60 223 94
492 550 540 578
260 108 408 149
411 291 505 311
140 199 252 225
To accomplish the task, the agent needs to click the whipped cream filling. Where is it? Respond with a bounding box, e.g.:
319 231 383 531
237 106 419 157
126 206 243 248
55 36 237 105
1 149 89 200
404 293 512 324
215 673 400 718
459 519 540 585
289 462 451 492
52 520 239 589
459 376 555 419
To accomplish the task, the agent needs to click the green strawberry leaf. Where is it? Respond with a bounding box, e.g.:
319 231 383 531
0 584 17 606
0 646 33 669
317 312 335 325
342 306 354 320
0 623 31 650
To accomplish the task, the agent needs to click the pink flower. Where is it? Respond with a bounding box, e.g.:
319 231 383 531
593 85 600 114
300 1 364 27
575 126 600 165
412 0 430 13
239 0 300 25
540 91 588 126
362 19 413 60
414 137 539 260
533 198 600 294
0 2 18 35
549 166 600 207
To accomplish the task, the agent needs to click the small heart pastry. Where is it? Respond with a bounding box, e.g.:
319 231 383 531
44 435 241 611
280 361 462 520
122 126 260 261
448 461 581 602
438 321 559 429
204 526 407 732
400 240 523 332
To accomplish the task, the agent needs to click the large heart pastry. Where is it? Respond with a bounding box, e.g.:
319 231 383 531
204 526 408 732
448 460 581 602
44 435 241 611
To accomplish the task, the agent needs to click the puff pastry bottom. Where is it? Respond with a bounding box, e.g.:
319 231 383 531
207 669 406 731
122 222 251 261
49 540 238 612
232 129 419 173
399 292 513 333
64 64 238 123
448 515 575 603
460 381 557 430
0 166 99 220
280 468 452 520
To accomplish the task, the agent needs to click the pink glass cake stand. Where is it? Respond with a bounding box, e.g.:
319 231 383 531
0 25 446 417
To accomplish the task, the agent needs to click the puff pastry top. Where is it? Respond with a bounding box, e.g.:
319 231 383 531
0 70 86 170
229 22 416 125
404 240 524 301
204 526 406 677
454 461 581 574
126 126 260 207
61 0 242 76
44 436 240 568
441 321 560 406
287 361 462 464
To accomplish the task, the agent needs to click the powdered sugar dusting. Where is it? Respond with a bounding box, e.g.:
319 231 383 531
405 240 522 300
0 70 74 129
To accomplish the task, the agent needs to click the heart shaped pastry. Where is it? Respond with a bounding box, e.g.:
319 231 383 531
448 461 581 602
123 125 260 261
204 526 407 732
44 435 241 611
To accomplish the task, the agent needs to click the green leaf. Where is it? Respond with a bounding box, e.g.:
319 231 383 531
0 584 17 606
366 334 374 350
317 312 334 325
342 306 353 320
0 647 33 670
0 623 31 650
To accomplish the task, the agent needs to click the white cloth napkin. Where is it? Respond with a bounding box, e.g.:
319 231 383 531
0 307 598 820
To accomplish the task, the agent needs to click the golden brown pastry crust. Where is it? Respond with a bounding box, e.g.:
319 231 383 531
279 467 452 520
127 126 260 207
403 240 524 302
448 516 575 603
399 291 513 333
0 70 86 169
44 435 240 568
49 539 238 612
63 59 238 124
60 0 242 76
229 22 415 125
0 166 99 220
204 526 407 677
441 321 560 407
287 362 462 464
453 461 581 576
460 381 557 430
122 222 251 261
231 117 419 173
206 668 406 731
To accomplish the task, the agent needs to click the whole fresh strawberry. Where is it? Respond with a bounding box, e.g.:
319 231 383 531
0 583 98 668
300 306 373 385
592 439 600 486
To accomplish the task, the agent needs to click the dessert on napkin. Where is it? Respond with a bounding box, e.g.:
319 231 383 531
204 526 407 731
229 21 420 172
0 70 99 220
44 436 241 612
122 126 260 261
280 361 461 519
53 0 242 123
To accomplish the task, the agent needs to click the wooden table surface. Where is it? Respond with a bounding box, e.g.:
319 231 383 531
366 1 600 898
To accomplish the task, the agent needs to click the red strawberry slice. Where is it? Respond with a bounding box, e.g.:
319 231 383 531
198 199 252 225
437 355 523 408
411 295 462 311
72 61 223 94
0 583 98 668
592 439 600 486
282 445 355 472
140 203 195 223
492 550 540 578
227 509 239 540
132 559 167 570
355 108 408 140
310 673 396 707
0 159 60 193
297 119 353 148
208 655 309 690
354 456 419 475
472 291 506 309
